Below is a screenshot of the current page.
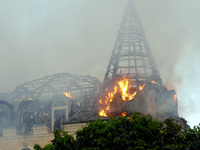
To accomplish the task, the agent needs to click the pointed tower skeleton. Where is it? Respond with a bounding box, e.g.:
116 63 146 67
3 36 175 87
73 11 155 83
103 0 162 88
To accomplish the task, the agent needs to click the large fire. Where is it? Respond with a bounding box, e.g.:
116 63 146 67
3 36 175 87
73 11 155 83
64 92 73 99
99 78 159 117
118 78 137 101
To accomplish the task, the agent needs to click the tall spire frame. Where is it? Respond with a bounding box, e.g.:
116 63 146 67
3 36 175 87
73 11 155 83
103 0 162 89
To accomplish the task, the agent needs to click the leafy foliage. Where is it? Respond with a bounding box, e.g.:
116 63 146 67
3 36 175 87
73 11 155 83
185 125 200 149
76 112 163 150
34 112 200 150
34 130 75 150
161 117 186 149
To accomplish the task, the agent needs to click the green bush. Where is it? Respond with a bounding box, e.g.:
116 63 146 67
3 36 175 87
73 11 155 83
34 112 200 150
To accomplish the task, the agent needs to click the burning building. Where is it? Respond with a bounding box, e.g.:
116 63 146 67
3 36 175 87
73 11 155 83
0 0 179 149
0 73 101 149
98 0 179 120
99 78 178 120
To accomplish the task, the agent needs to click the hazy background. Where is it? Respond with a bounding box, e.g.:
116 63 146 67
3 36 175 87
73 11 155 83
0 0 200 127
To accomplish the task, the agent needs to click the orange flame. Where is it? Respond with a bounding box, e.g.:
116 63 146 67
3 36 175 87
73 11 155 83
129 91 137 100
174 94 177 102
99 78 161 117
118 78 137 101
64 92 72 99
99 109 107 117
139 84 146 90
118 79 129 101
99 99 102 104
114 86 118 93
121 112 127 117
99 78 136 116
106 106 110 110
138 81 157 91
151 81 158 84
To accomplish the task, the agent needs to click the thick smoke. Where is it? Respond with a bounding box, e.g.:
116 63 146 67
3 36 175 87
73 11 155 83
136 0 200 127
0 0 200 126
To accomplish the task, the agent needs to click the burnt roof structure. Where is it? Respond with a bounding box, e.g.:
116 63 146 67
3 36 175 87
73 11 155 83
103 0 162 89
0 73 101 105
0 73 102 135
0 1 181 143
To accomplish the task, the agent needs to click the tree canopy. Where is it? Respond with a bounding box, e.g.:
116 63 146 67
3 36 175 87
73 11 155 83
34 112 200 150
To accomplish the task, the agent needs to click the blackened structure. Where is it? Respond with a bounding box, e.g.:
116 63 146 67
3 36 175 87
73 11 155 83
0 73 101 135
0 73 101 104
104 0 161 89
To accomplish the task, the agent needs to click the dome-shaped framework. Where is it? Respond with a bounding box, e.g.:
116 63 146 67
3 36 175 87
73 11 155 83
6 73 101 103
0 73 101 126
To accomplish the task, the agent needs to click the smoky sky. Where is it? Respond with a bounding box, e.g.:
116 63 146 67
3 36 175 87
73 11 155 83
0 0 200 127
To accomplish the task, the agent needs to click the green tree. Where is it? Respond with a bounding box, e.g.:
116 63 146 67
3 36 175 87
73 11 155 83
34 130 75 150
34 112 200 150
185 125 200 149
76 112 164 150
161 117 186 149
